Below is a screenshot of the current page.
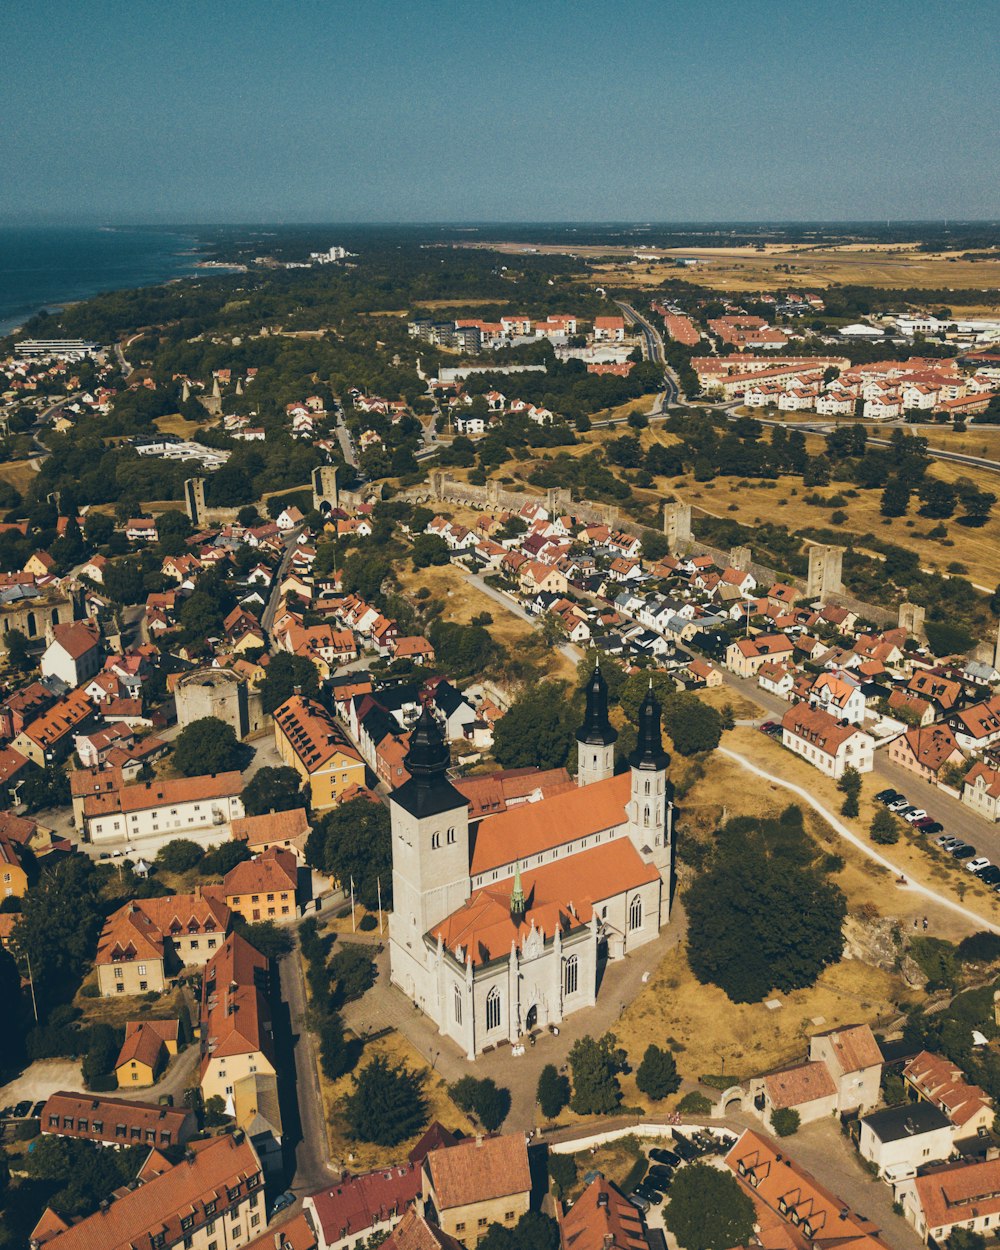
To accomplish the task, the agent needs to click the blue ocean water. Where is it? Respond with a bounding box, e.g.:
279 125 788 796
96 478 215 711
0 226 210 336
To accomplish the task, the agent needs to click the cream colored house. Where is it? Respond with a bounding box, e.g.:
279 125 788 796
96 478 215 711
421 1134 531 1247
199 933 276 1104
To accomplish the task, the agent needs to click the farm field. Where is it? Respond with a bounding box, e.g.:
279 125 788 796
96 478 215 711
0 458 39 495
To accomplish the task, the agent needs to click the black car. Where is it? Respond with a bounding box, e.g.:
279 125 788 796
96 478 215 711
951 843 977 860
874 788 898 802
915 821 943 835
671 1135 699 1161
31 1101 45 1117
635 1184 663 1205
978 866 1000 885
647 1165 673 1186
13 1101 31 1118
650 1148 680 1167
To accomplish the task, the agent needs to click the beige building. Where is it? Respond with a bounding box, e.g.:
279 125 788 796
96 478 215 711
30 1131 264 1250
0 584 74 657
224 847 299 922
808 1022 883 1113
96 890 231 996
273 694 366 812
199 933 276 1104
79 769 245 843
421 1134 531 1247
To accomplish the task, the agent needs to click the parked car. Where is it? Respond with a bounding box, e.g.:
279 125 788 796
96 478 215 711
903 809 928 823
635 1184 663 1205
31 1101 45 1117
914 820 943 834
650 1148 680 1167
629 1191 650 1213
951 844 977 860
269 1192 295 1218
967 857 991 874
647 1165 673 1187
894 806 918 819
937 836 960 849
888 798 911 812
758 721 778 735
13 1101 31 1118
875 788 899 803
977 867 1000 886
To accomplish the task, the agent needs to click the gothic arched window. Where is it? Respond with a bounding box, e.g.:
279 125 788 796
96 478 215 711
453 984 462 1024
486 986 501 1031
629 894 643 932
644 779 651 796
564 955 578 997
643 805 650 827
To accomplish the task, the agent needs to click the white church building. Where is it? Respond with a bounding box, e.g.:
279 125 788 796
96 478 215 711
388 666 675 1058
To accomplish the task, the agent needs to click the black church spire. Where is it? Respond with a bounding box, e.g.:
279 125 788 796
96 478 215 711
630 681 670 771
576 656 618 747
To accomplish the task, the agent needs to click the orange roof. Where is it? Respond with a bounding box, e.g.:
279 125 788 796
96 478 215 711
115 1021 169 1071
200 933 274 1073
726 1130 890 1249
48 619 101 660
433 839 659 966
813 1023 882 1074
231 807 310 846
560 1175 649 1250
40 1090 190 1150
900 724 961 772
454 767 574 821
32 1132 260 1250
382 1209 463 1250
20 687 93 747
914 1158 1000 1233
81 771 242 819
470 772 630 875
244 1213 318 1250
903 1050 992 1127
425 1133 531 1210
763 1061 837 1109
780 704 862 756
224 846 298 896
273 694 363 773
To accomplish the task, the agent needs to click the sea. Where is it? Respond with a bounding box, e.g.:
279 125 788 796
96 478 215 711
0 225 215 336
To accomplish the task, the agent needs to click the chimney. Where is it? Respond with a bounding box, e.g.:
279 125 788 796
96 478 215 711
475 1134 484 1148
597 1192 609 1209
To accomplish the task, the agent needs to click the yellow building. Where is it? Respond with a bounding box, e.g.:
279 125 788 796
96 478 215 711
114 1019 179 1087
223 847 298 923
421 1134 531 1247
272 694 365 812
0 834 28 899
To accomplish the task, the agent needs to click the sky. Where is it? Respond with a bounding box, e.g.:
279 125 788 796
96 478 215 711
2 0 998 224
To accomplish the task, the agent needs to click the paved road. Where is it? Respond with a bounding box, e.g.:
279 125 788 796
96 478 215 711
615 300 682 410
262 524 304 644
277 935 337 1194
720 746 1000 934
334 409 358 470
463 571 581 667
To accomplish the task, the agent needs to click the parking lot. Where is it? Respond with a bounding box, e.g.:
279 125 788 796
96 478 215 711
0 1059 83 1114
625 1127 738 1223
873 783 1000 892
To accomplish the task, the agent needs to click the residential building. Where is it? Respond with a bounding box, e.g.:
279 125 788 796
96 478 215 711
747 1061 838 1128
232 1072 284 1176
273 694 366 812
948 695 1000 754
40 618 103 686
30 1131 264 1250
40 1090 194 1149
903 1050 994 1136
902 1158 1000 1244
223 847 299 922
199 932 276 1104
114 1018 179 1086
420 1134 531 1248
726 1130 891 1250
79 770 245 844
12 687 96 766
557 1175 652 1250
0 833 29 898
380 1210 463 1250
962 760 1000 821
305 1163 423 1250
858 1102 954 1182
231 807 310 856
781 705 875 778
244 1213 318 1250
808 1023 883 1113
95 890 231 995
593 316 626 342
809 672 866 725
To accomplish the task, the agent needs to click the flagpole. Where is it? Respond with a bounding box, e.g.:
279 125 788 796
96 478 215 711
350 876 356 932
377 876 383 935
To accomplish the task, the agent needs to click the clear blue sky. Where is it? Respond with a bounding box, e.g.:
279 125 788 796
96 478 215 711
3 0 998 224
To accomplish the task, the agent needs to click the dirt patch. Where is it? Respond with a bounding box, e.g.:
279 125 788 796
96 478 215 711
0 459 39 495
154 413 208 439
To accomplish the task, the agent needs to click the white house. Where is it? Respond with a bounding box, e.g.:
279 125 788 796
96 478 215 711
40 620 103 687
859 1103 953 1183
781 704 875 778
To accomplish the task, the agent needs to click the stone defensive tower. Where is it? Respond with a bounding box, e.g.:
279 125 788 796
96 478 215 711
311 465 339 515
806 543 844 599
663 502 692 553
184 477 206 527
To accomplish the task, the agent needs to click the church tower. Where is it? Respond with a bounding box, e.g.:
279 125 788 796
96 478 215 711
575 658 618 787
626 683 674 892
389 705 471 975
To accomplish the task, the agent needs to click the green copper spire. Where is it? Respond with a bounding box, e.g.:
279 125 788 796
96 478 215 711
510 860 526 918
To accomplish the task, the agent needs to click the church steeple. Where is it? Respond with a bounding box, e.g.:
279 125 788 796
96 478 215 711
630 681 670 771
393 702 466 818
510 860 526 919
577 657 618 747
575 657 618 787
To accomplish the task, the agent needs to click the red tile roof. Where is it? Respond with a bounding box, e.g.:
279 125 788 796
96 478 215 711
560 1175 650 1250
425 1133 531 1210
224 846 298 896
40 1090 191 1149
914 1157 1000 1234
307 1163 422 1244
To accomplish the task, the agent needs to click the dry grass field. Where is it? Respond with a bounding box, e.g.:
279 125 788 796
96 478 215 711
394 558 577 682
154 412 208 438
0 458 39 495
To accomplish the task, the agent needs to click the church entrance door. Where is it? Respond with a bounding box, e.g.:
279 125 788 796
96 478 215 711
525 1004 538 1032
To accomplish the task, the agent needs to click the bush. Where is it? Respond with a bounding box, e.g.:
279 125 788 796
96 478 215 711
547 1152 577 1198
537 1064 570 1119
771 1107 800 1136
358 913 378 931
80 984 100 998
957 931 1000 964
155 839 204 874
16 1119 40 1140
677 1090 713 1115
450 1076 511 1131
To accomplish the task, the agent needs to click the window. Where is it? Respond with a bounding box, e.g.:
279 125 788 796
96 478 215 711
644 779 651 795
181 1216 194 1232
629 894 643 932
431 832 440 849
114 967 123 980
505 1211 515 1221
564 955 578 997
205 1202 217 1218
643 805 650 827
454 984 462 1025
447 826 456 844
139 982 147 991
486 986 501 1031
456 1225 465 1234
227 1186 241 1203
137 964 146 976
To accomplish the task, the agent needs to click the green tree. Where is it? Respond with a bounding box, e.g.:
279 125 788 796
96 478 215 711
957 931 1000 964
260 651 320 714
318 1011 352 1081
171 716 242 776
568 1033 626 1115
4 629 33 673
329 945 376 1004
838 765 861 818
880 476 911 518
241 765 305 816
155 838 204 873
23 1137 145 1219
664 1163 756 1250
11 857 103 999
478 1213 559 1250
236 919 294 961
636 1044 681 1100
548 1152 578 1198
84 512 115 546
677 1090 713 1115
771 1107 800 1136
450 1076 511 1131
305 796 391 910
410 533 450 569
200 840 250 877
946 1231 986 1250
537 1063 570 1119
103 559 145 604
686 824 846 1003
343 1054 427 1146
493 682 577 770
662 693 723 756
204 1094 230 1126
869 808 899 845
